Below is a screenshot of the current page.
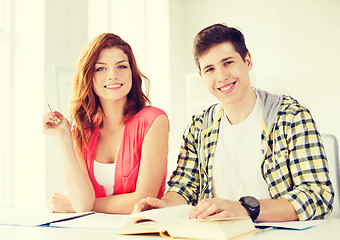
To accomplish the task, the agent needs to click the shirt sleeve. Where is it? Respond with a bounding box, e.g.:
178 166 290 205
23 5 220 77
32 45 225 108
166 116 201 205
280 107 334 220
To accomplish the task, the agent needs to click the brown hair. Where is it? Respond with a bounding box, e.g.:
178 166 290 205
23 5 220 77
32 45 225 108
70 33 151 152
193 23 249 71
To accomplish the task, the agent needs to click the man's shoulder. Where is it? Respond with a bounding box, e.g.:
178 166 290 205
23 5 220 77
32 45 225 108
281 95 305 112
279 95 308 115
256 88 306 114
189 103 221 129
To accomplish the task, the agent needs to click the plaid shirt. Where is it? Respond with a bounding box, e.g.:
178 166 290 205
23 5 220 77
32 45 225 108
167 90 334 220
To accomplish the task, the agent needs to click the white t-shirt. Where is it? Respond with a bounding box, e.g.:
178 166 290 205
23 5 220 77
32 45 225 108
93 160 115 196
212 95 270 200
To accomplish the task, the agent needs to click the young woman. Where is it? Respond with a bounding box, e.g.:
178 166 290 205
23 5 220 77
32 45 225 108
43 33 169 214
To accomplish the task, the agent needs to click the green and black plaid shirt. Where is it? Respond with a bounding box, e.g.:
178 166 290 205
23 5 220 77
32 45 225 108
167 89 334 220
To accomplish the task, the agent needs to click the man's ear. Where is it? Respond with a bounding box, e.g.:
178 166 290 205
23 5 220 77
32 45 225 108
198 71 205 84
245 52 253 70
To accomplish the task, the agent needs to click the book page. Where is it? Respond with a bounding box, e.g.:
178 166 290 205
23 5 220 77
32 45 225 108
117 207 257 239
128 205 194 225
0 208 94 226
115 221 166 235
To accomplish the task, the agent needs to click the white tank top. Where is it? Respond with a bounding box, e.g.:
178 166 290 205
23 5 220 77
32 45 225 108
212 94 270 200
93 160 115 196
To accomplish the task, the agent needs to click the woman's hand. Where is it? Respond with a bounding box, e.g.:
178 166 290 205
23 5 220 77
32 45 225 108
47 193 75 213
42 111 70 139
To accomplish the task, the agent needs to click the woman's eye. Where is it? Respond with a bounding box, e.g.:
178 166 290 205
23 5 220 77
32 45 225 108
95 67 105 71
117 65 128 69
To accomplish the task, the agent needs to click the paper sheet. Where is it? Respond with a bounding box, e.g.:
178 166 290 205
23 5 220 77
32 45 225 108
0 208 94 226
254 219 328 230
50 212 127 230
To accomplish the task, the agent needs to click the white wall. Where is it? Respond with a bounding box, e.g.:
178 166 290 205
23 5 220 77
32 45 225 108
12 0 45 208
168 0 340 166
8 0 88 208
44 0 88 200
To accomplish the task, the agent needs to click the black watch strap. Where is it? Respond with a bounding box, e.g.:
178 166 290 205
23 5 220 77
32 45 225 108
239 196 260 222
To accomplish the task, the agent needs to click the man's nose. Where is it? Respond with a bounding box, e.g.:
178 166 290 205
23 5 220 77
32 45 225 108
217 68 229 83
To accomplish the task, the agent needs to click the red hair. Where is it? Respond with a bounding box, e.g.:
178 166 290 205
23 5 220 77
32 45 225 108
70 33 151 152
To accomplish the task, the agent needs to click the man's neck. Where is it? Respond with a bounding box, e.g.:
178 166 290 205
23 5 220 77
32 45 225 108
222 89 257 125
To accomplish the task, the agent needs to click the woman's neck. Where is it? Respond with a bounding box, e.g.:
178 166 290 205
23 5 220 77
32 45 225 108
100 98 126 131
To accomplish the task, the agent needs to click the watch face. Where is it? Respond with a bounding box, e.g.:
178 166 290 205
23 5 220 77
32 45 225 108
244 196 259 208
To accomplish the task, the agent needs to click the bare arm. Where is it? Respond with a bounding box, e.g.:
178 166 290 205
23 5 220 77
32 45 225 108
43 111 95 212
190 197 298 222
60 132 95 212
92 114 169 213
256 198 298 222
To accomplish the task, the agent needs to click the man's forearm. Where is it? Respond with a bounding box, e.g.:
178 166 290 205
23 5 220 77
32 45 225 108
162 192 188 207
256 198 298 222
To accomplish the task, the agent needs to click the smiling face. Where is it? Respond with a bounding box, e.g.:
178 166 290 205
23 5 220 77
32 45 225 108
93 47 132 105
199 42 253 107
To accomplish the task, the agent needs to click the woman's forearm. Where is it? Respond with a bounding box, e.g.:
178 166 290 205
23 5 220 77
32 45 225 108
92 185 180 214
93 191 152 214
58 132 95 212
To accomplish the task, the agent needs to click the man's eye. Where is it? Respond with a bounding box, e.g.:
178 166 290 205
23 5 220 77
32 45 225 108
224 61 233 66
206 67 214 73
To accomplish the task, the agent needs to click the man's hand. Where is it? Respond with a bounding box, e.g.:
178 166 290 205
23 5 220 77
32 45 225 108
190 198 249 219
133 192 188 213
132 197 167 213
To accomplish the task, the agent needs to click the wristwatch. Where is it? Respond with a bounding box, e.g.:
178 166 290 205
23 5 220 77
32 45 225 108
239 196 260 222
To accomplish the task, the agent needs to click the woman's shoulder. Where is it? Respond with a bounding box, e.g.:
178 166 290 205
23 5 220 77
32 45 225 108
126 106 169 134
133 106 168 120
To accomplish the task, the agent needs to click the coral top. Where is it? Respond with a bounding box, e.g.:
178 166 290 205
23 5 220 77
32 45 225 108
83 106 168 198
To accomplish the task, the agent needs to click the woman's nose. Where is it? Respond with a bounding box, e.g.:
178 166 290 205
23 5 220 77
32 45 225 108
107 69 117 80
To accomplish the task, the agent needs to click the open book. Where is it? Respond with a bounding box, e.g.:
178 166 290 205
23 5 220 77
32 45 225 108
115 205 257 240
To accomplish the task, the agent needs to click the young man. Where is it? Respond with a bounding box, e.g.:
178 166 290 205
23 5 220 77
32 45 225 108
134 23 334 221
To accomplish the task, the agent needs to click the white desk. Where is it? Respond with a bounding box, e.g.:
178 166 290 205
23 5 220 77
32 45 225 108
0 218 339 240
243 218 340 240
